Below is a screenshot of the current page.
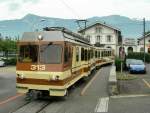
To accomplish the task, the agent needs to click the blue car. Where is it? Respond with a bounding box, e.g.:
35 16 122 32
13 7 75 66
129 60 146 74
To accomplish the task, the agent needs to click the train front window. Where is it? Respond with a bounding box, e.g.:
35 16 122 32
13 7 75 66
19 45 38 63
40 44 62 64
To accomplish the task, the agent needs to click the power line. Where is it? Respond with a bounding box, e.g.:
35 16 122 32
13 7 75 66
57 0 80 19
56 0 88 32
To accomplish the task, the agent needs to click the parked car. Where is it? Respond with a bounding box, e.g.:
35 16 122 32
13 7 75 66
125 59 135 69
129 59 146 74
0 60 5 67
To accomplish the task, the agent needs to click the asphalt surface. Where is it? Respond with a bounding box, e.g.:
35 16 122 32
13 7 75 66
0 64 150 113
119 64 150 95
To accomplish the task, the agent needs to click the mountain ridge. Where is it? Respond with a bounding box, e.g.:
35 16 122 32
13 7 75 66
0 14 150 38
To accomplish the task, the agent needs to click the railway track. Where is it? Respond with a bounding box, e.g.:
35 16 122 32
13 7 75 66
11 100 51 113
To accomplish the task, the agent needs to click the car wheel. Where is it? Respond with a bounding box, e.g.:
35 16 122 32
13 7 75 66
143 71 146 74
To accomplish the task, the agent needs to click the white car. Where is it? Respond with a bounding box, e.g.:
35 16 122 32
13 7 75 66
0 60 5 67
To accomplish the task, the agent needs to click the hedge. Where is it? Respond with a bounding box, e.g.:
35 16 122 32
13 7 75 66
2 57 16 65
115 58 125 71
127 52 150 63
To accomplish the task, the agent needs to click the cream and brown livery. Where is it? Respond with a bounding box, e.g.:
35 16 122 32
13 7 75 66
16 27 114 97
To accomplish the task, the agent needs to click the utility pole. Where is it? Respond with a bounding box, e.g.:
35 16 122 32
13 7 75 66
76 19 88 35
143 18 146 63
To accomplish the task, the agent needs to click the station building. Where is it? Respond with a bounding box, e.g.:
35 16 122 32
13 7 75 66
118 33 150 56
138 33 150 53
78 22 122 56
118 38 137 55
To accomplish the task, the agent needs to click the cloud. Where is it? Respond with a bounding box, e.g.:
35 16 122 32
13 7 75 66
22 0 40 4
7 0 40 12
0 0 150 20
8 3 21 11
0 0 40 3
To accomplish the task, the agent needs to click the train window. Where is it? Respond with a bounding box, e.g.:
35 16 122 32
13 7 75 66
104 51 106 57
88 50 91 60
106 51 108 56
108 51 110 56
90 50 93 59
64 46 71 63
40 44 62 64
81 48 84 61
95 51 97 58
19 45 38 63
76 47 79 62
98 51 100 58
84 49 88 61
92 50 94 58
101 51 104 57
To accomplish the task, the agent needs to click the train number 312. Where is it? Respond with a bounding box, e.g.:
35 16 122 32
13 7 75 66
30 65 46 71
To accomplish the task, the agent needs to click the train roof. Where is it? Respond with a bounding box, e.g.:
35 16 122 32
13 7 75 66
21 27 90 45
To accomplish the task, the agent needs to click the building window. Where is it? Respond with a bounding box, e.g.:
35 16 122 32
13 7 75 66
96 35 101 42
86 35 91 42
107 35 112 42
95 27 102 33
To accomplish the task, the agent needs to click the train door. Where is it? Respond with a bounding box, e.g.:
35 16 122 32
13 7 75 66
71 45 80 75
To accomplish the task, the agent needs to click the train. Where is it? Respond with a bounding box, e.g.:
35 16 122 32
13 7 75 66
16 27 114 98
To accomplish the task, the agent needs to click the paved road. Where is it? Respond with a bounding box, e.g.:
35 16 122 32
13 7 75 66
0 64 150 113
0 66 111 113
39 66 111 113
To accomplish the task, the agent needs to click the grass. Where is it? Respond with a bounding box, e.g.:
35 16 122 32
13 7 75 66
0 66 16 72
117 72 137 80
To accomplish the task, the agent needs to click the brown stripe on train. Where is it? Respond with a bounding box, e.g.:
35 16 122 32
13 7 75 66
17 66 90 86
17 61 105 86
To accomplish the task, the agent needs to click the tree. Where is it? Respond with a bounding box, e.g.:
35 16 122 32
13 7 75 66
145 31 150 35
0 35 17 58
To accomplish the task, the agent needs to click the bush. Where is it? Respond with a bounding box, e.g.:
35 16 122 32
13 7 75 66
127 52 150 63
117 73 137 80
115 58 124 71
3 57 16 65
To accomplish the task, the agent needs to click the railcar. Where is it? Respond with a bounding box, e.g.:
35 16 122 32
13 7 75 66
16 27 114 98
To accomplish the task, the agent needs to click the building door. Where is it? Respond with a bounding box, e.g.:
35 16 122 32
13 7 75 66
127 47 133 54
148 48 150 53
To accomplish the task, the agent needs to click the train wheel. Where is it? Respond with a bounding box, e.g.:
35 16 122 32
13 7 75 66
25 92 31 101
25 90 42 100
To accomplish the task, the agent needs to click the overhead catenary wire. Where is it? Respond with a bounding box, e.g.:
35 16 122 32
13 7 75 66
57 0 81 19
56 0 88 31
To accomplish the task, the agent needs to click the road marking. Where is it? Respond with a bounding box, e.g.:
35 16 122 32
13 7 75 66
80 70 101 96
0 93 24 106
111 94 150 99
95 97 109 112
142 79 150 88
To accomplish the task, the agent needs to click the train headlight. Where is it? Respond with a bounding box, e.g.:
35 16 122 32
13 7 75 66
55 75 60 80
38 35 43 40
50 75 60 81
51 75 55 80
17 73 24 79
20 74 24 79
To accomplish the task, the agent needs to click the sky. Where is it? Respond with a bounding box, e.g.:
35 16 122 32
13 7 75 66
0 0 150 20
